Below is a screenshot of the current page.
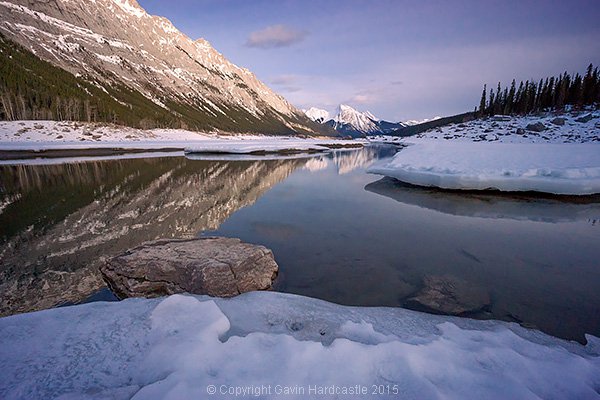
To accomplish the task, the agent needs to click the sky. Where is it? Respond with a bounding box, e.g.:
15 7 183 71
137 0 600 121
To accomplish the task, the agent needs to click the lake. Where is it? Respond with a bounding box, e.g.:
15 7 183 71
1 145 599 343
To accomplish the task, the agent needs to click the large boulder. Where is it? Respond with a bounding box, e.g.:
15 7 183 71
100 237 278 299
525 122 547 132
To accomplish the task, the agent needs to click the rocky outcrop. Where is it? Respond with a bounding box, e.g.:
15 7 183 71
100 237 279 298
551 117 566 126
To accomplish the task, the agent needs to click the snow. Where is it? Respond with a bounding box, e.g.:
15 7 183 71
185 153 323 162
112 0 146 18
368 141 600 195
0 292 598 400
403 116 442 126
184 139 359 155
303 107 330 123
0 121 358 154
333 104 379 133
367 110 600 195
405 111 600 144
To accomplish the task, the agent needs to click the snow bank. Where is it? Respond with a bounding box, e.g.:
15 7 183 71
398 110 600 144
0 121 214 148
1 292 599 400
183 139 352 154
0 121 360 154
368 141 600 195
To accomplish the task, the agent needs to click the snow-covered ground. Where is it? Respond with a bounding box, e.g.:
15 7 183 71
0 120 358 154
1 292 598 400
371 110 600 145
368 110 600 195
183 138 360 154
0 120 215 147
369 141 600 195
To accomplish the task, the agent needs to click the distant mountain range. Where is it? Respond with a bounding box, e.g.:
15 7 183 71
303 104 406 137
0 0 331 135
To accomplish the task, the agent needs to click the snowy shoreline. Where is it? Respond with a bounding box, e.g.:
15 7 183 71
1 292 598 400
0 120 360 157
368 110 600 196
369 141 600 195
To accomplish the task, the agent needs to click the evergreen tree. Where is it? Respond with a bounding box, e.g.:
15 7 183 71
478 84 487 117
504 79 516 114
582 63 595 104
488 89 495 116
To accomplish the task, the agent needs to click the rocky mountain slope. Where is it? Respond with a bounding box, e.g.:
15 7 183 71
0 0 328 135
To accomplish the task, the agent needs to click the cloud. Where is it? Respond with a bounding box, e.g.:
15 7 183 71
246 25 307 49
270 75 298 85
345 89 378 105
269 74 302 93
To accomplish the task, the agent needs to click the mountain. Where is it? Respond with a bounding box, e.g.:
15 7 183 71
304 104 405 137
404 116 442 126
0 0 330 135
303 107 330 123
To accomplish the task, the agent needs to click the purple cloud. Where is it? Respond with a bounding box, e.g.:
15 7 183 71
246 25 307 49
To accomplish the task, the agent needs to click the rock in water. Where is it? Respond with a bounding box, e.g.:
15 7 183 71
404 275 490 315
100 237 278 299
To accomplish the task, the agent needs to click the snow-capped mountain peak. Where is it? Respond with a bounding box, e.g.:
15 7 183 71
332 104 379 134
303 107 330 123
302 104 406 137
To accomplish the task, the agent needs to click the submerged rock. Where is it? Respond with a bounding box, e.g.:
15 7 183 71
404 275 490 315
100 237 278 299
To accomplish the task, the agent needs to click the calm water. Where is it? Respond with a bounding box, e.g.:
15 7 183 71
1 145 599 343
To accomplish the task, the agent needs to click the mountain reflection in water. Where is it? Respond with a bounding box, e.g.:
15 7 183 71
0 156 306 315
2 145 599 344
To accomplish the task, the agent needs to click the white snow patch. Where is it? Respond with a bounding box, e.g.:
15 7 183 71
368 141 600 195
303 107 330 123
0 292 599 400
403 111 600 144
184 138 361 155
112 0 146 18
404 116 442 126
95 53 121 65
0 121 361 156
